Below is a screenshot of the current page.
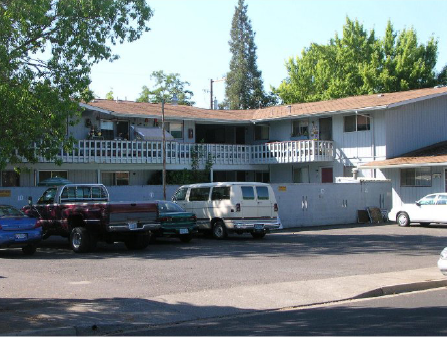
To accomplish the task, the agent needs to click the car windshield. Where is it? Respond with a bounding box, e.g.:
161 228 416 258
158 201 185 213
0 206 24 217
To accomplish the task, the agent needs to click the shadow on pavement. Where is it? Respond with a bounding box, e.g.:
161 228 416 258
1 223 446 261
0 297 249 336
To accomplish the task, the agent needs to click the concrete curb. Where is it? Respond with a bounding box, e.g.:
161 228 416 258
354 278 447 299
5 278 447 337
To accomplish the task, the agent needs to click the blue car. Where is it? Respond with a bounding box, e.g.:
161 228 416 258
0 205 41 255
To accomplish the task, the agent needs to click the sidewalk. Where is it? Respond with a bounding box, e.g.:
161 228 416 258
2 267 446 336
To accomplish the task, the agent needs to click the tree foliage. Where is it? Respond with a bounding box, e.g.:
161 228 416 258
105 89 114 100
438 64 447 86
275 17 439 104
136 70 195 106
0 0 152 169
223 0 275 110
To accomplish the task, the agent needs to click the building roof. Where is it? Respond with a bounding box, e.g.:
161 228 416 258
362 141 447 169
82 86 447 123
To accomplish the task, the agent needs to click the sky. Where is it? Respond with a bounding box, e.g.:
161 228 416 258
89 0 447 109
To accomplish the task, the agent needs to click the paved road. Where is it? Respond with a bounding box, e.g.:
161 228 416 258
1 223 447 335
1 224 446 299
120 287 447 336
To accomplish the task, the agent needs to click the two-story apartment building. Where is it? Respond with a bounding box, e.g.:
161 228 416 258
2 86 447 211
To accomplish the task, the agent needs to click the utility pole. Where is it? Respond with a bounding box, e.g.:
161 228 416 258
209 77 226 109
161 99 166 200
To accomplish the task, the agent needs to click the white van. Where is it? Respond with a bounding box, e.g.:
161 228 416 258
172 182 281 239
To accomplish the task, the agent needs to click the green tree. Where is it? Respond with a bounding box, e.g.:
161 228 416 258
437 64 447 86
275 17 438 104
105 89 114 100
0 0 152 169
223 0 274 110
136 70 194 106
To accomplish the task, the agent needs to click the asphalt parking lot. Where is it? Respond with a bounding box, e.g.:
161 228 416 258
1 223 447 335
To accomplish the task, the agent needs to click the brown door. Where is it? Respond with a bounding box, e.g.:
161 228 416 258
321 167 333 183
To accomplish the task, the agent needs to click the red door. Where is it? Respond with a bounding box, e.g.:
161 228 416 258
321 167 333 183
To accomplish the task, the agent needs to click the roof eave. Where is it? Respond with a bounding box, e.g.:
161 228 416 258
250 105 389 123
361 162 447 169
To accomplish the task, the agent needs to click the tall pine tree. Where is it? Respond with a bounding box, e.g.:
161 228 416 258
224 0 273 110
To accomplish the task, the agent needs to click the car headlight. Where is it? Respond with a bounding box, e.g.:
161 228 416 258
440 248 447 259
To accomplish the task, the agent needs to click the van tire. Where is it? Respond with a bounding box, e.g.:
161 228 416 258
251 232 266 239
212 220 227 239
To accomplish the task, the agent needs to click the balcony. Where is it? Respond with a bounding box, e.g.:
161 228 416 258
49 139 334 165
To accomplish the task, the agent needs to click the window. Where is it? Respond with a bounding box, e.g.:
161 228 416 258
254 124 269 140
189 187 210 201
170 122 183 139
343 166 355 177
293 167 309 183
39 170 68 183
1 171 20 187
401 168 432 187
60 186 107 201
256 186 269 200
255 172 270 183
173 187 188 201
211 187 231 200
101 171 129 186
437 195 447 205
101 120 114 140
344 115 370 132
292 120 309 137
37 188 57 204
241 186 255 200
155 121 183 139
418 194 437 205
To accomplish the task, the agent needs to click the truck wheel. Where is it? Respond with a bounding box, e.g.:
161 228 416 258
397 212 410 227
70 227 92 253
179 234 193 243
212 220 227 240
125 233 150 250
22 245 37 255
251 232 266 239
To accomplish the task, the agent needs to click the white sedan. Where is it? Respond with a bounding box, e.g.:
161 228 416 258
389 193 447 227
438 248 447 276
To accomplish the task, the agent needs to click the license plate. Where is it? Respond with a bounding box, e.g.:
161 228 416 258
179 229 189 234
254 224 264 230
15 233 28 240
128 222 137 230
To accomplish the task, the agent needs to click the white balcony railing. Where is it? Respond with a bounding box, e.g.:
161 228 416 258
49 139 333 165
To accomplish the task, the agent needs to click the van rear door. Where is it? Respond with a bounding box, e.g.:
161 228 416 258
255 185 273 218
240 186 257 218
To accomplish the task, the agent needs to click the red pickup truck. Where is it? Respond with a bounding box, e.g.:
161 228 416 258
23 184 160 253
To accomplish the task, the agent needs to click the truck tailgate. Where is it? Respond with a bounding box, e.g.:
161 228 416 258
108 202 158 225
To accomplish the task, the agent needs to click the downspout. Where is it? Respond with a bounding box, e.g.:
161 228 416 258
355 111 376 178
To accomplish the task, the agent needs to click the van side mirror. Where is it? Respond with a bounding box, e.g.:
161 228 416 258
28 196 33 206
415 201 421 206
